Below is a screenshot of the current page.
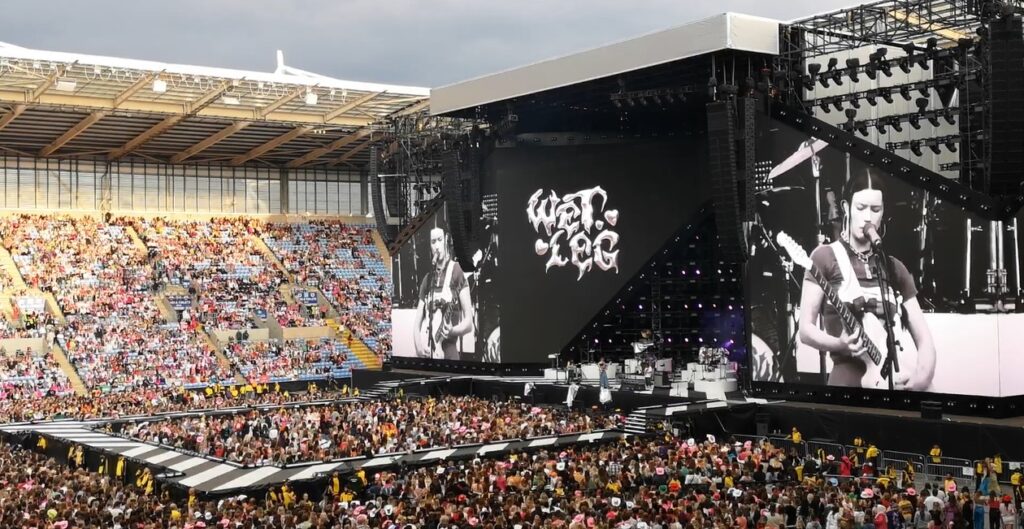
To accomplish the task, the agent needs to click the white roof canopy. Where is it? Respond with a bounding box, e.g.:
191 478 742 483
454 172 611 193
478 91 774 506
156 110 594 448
430 12 780 115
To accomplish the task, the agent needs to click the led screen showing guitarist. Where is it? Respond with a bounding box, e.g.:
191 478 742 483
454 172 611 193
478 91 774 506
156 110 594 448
797 170 936 390
413 227 475 360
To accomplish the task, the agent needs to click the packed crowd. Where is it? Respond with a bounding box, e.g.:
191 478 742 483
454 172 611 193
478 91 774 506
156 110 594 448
4 422 1023 529
224 338 351 383
273 301 327 328
262 221 392 352
118 396 621 465
0 346 72 399
0 215 228 391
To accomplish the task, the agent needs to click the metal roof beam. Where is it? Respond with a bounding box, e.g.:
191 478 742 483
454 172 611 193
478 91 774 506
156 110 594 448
256 85 308 119
0 104 27 133
286 127 372 168
29 65 69 103
39 111 108 157
323 91 383 122
170 121 251 164
0 89 372 127
229 126 312 166
393 99 430 117
108 81 234 161
329 139 374 167
113 72 159 108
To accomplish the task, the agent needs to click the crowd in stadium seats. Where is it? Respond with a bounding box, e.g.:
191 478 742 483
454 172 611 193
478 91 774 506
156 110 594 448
130 217 287 331
263 221 392 352
119 396 620 465
0 346 72 399
224 338 351 383
273 300 326 328
0 215 231 391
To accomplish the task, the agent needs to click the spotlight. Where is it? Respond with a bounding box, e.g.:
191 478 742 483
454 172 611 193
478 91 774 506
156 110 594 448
856 122 870 136
943 109 956 125
916 97 929 112
876 121 887 134
850 98 861 109
846 58 860 82
832 98 844 112
808 63 823 87
918 85 930 97
844 108 857 130
944 138 958 153
910 141 924 156
819 98 832 113
826 57 843 86
909 114 922 129
880 88 894 104
928 142 942 155
899 85 913 101
866 90 878 106
889 116 903 133
793 70 813 91
928 113 941 127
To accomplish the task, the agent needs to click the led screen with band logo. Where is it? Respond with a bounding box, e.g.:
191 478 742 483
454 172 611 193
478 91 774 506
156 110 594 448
495 139 707 363
749 118 1024 396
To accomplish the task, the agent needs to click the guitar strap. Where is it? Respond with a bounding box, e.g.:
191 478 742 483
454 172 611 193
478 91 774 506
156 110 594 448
828 241 862 304
440 260 455 303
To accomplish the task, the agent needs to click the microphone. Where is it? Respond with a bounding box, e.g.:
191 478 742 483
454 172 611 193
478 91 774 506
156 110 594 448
864 222 883 249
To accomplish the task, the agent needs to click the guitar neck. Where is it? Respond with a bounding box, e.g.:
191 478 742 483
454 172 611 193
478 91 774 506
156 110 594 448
808 267 883 366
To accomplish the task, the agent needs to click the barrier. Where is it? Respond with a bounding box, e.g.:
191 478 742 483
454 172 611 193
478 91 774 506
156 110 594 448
881 449 927 475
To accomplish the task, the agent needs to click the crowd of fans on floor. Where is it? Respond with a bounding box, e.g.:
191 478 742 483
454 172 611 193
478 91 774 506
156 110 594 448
2 421 1023 529
224 338 351 383
117 395 620 465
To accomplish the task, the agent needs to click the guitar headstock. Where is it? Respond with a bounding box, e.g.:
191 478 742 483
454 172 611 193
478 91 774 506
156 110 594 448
775 231 813 270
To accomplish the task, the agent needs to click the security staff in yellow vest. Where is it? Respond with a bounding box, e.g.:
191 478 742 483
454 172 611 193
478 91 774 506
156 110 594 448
929 444 942 464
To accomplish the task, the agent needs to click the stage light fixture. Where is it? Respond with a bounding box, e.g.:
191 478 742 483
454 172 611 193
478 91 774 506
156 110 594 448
844 108 857 131
909 114 921 129
916 97 929 112
928 142 942 155
880 88 894 104
944 138 958 153
819 98 831 113
889 116 903 133
927 113 941 127
866 90 878 106
910 141 924 156
826 57 843 86
899 85 913 101
876 121 887 134
943 109 956 125
846 58 860 82
856 122 870 136
807 63 823 88
832 99 844 111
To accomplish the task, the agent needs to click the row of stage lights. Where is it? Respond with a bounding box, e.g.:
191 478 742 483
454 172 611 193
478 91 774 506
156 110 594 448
794 37 958 90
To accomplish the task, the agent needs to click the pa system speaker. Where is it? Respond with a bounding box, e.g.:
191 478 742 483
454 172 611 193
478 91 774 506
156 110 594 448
921 401 943 420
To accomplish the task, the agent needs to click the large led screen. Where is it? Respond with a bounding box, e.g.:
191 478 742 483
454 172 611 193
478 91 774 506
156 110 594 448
749 119 1024 396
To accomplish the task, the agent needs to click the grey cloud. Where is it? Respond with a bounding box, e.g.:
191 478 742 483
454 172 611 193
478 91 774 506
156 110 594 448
6 0 856 87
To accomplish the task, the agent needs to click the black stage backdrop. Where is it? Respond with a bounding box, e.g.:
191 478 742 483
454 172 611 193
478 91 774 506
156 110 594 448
495 139 707 363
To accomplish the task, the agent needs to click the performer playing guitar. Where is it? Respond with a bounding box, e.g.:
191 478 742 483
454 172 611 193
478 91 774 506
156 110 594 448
414 227 475 360
796 170 936 390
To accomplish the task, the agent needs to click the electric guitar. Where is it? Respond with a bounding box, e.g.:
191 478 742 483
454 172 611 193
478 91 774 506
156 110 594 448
776 231 918 389
420 296 455 360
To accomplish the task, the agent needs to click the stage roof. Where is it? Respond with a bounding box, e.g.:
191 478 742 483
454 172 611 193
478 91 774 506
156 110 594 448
429 12 781 116
0 42 429 168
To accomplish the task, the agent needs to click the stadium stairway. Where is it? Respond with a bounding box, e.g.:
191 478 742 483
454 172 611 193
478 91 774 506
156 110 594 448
200 327 246 385
370 230 392 273
154 294 178 323
250 235 292 281
123 224 149 255
38 290 67 325
326 319 381 370
0 247 27 289
623 409 657 436
50 342 88 396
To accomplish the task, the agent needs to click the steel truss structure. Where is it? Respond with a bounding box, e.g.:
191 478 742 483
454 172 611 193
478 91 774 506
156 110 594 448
776 0 1024 197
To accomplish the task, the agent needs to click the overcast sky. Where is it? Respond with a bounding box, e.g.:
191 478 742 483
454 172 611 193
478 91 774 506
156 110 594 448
5 0 858 88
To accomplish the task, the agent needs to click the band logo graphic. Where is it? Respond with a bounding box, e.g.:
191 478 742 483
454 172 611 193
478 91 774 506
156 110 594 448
526 186 620 280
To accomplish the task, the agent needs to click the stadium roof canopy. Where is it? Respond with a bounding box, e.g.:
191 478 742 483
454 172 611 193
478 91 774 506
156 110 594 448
0 42 429 169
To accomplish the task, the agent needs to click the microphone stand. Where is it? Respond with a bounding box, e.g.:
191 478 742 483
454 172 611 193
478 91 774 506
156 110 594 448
870 242 900 391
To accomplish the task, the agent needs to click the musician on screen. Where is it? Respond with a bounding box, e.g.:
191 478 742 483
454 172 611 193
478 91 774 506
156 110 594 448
414 227 475 361
797 169 936 390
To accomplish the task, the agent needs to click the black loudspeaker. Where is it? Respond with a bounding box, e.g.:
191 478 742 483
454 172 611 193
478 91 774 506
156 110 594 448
987 14 1024 196
369 147 396 244
755 412 771 437
707 101 744 262
921 401 943 420
653 386 671 396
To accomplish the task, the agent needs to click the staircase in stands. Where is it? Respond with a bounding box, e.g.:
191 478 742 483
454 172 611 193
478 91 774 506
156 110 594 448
327 318 381 370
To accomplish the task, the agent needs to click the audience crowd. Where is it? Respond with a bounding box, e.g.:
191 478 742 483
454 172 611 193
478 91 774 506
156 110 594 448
117 395 619 465
0 215 228 390
224 338 352 383
263 222 392 352
0 346 72 399
0 422 1021 529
